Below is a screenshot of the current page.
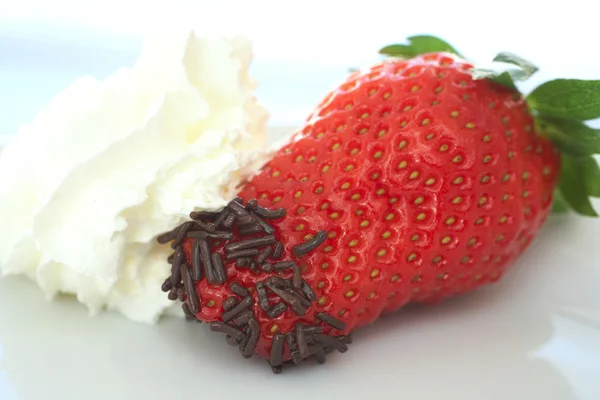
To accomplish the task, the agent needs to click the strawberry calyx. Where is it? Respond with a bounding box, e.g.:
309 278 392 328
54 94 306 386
380 35 600 216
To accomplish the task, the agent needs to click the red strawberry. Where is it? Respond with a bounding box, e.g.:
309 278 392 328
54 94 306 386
158 36 600 373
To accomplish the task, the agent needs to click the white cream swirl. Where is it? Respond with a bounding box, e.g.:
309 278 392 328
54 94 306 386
0 31 270 323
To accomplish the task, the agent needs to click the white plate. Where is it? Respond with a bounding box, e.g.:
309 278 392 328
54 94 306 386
1 125 599 400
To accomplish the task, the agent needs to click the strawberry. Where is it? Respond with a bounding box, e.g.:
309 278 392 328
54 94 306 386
158 36 600 373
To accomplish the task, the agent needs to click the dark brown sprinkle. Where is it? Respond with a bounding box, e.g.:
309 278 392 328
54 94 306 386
222 296 253 323
198 239 216 285
225 235 277 253
177 288 185 302
255 217 275 235
288 288 312 308
314 334 349 353
300 280 317 301
266 281 307 315
167 289 178 301
156 226 180 244
245 199 258 210
315 347 326 364
207 231 235 240
214 209 231 228
267 303 287 319
291 263 302 290
256 247 272 264
271 365 283 374
273 261 295 271
285 332 298 353
230 282 250 297
238 224 264 236
252 205 287 220
161 278 173 293
210 253 227 285
261 263 274 273
226 248 260 260
272 242 284 259
172 221 195 249
339 335 353 345
292 230 327 256
209 322 245 342
233 310 254 327
228 199 250 217
223 296 237 311
190 210 219 221
222 213 237 229
250 262 258 271
242 318 260 359
316 312 347 331
167 253 175 263
267 276 292 289
181 263 200 314
269 333 285 367
170 250 185 287
236 257 252 268
303 325 323 335
191 240 204 281
256 282 270 311
194 220 217 232
239 326 251 353
236 214 256 228
182 303 199 322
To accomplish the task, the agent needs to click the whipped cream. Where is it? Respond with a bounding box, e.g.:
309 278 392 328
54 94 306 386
0 31 271 323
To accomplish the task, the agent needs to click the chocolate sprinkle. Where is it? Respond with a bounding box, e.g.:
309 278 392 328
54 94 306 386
167 289 178 301
210 322 245 342
222 296 253 323
236 257 251 268
211 252 227 285
242 318 260 359
255 217 275 235
300 279 317 301
226 248 260 260
194 220 216 232
315 347 326 364
267 303 287 319
167 253 175 264
239 326 250 353
238 224 264 236
172 221 195 249
233 310 254 327
316 312 347 331
272 242 284 259
223 213 237 229
226 336 239 346
161 278 173 293
303 325 323 335
267 276 292 289
256 282 270 311
236 214 256 227
225 235 276 253
192 240 204 281
228 199 250 217
261 263 274 273
273 261 295 271
156 226 180 244
292 230 327 257
230 282 250 297
245 199 258 210
253 205 287 220
213 209 231 228
181 263 200 314
170 250 185 287
291 263 302 290
177 288 185 302
198 239 216 285
190 210 218 221
269 333 285 367
223 296 237 311
314 334 349 353
256 247 272 264
266 282 307 315
182 303 200 322
207 231 234 240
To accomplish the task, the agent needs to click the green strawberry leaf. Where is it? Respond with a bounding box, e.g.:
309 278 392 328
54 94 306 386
558 154 599 216
535 117 600 157
471 52 538 90
527 79 600 121
580 156 600 197
493 52 539 78
379 35 462 58
551 189 570 213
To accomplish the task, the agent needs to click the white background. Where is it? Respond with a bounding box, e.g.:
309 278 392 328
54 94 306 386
0 2 599 399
